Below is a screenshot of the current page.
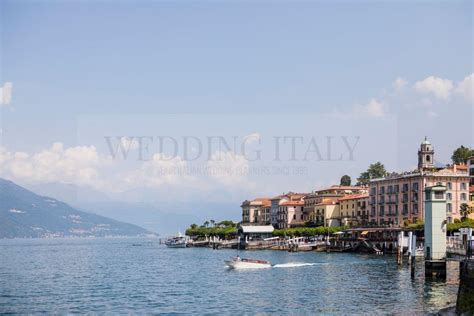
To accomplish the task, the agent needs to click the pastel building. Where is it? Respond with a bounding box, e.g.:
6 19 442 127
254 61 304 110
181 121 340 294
303 185 368 225
241 198 271 224
338 193 369 227
369 138 470 226
313 198 340 227
468 155 474 186
276 200 305 229
270 192 307 228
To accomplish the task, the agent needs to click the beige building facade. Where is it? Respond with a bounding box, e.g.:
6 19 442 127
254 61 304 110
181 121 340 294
338 193 369 227
369 139 470 226
241 198 271 224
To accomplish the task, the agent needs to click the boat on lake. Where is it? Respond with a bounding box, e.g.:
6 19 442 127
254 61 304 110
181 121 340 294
224 256 271 269
165 233 188 248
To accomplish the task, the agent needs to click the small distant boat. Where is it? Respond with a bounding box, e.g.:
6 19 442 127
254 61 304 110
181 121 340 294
225 256 271 269
165 233 188 248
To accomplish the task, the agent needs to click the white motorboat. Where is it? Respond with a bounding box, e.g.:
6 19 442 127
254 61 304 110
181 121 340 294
224 256 271 269
165 233 188 248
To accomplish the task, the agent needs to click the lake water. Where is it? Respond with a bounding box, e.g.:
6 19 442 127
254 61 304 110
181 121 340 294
0 238 460 314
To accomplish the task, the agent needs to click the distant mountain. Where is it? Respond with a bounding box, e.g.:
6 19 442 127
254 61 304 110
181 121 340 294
23 182 241 235
0 178 154 238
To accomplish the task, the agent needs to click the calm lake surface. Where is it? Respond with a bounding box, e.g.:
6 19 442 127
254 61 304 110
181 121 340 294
0 238 459 314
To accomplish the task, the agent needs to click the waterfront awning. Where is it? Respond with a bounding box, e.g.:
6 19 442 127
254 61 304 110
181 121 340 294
241 225 274 234
361 231 369 236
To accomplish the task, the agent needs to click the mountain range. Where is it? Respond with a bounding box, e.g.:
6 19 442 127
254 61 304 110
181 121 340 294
25 182 241 235
0 178 154 238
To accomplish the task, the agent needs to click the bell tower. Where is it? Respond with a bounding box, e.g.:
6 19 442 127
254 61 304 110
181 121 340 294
418 137 434 170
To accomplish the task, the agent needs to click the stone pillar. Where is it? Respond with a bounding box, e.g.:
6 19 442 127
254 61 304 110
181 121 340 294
424 185 447 278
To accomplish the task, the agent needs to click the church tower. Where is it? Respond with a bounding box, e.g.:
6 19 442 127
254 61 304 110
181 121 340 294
418 137 434 170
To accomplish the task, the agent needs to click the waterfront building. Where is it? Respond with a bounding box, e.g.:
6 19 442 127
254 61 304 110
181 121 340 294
369 138 470 226
469 185 474 212
468 156 474 186
241 198 271 224
276 200 305 229
270 195 286 227
338 193 369 227
270 192 307 228
258 200 272 225
303 185 367 225
313 198 340 227
239 225 274 243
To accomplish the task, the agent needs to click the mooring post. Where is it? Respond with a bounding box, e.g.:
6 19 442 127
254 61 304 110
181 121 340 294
408 231 413 264
397 231 403 265
411 233 416 278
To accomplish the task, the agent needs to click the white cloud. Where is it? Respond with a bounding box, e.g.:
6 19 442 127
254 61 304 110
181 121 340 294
0 82 13 106
353 98 387 118
330 98 387 119
427 111 439 118
120 136 140 150
122 153 194 189
0 143 107 187
243 132 261 145
414 76 453 100
455 73 474 103
206 151 251 187
393 77 407 90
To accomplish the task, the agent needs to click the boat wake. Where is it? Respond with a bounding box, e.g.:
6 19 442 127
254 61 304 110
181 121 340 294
272 262 318 268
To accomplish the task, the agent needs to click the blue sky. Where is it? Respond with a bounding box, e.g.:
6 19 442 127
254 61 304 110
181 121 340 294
0 0 472 231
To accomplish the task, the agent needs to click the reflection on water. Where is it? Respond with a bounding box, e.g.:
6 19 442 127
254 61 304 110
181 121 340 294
0 238 459 314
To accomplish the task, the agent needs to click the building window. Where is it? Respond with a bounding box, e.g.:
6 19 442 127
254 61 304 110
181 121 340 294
394 184 399 193
371 187 376 195
434 191 444 199
447 182 452 190
461 183 467 190
413 204 418 214
380 205 384 216
380 186 385 194
447 193 452 201
403 183 409 192
446 203 452 213
412 182 419 191
461 193 467 201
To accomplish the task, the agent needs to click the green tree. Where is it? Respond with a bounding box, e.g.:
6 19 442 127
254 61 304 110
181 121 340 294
218 220 236 227
451 145 474 164
460 203 472 221
203 220 209 228
340 175 351 186
356 162 388 185
210 219 215 227
190 223 198 229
